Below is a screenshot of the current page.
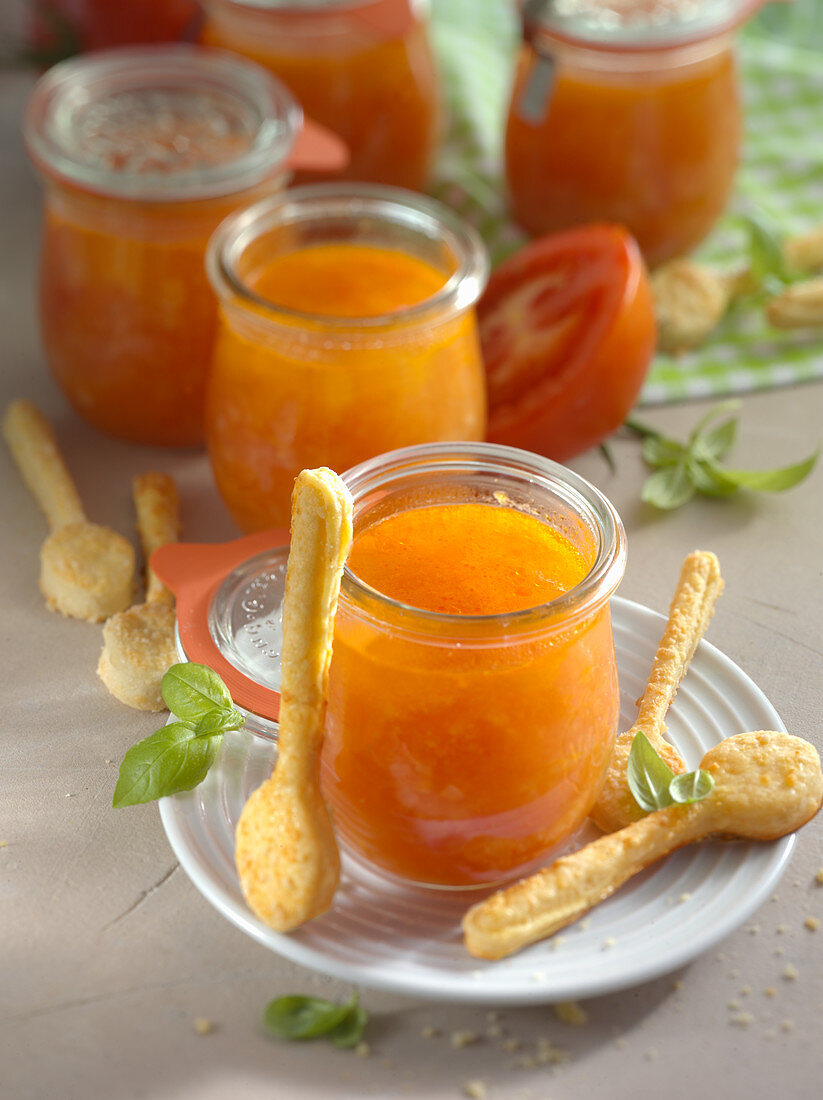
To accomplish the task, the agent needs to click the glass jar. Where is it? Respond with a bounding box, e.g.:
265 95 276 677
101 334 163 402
200 0 441 190
205 184 489 532
322 441 627 888
506 1 756 267
24 46 343 446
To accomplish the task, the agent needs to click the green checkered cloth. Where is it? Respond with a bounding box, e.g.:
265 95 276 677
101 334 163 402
428 0 823 407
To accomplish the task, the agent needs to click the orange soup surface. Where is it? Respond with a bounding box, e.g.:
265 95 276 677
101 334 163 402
206 244 486 531
247 242 445 316
323 501 620 886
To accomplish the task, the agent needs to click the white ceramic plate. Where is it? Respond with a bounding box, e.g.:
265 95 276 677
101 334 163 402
159 596 795 1004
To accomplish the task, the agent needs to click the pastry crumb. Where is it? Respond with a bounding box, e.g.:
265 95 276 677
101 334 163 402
815 868 823 886
602 937 616 950
728 999 741 1011
499 1037 521 1053
462 1081 487 1100
421 1025 440 1039
354 1041 371 1058
729 1012 755 1028
776 923 788 934
672 980 683 991
450 1030 479 1049
740 985 752 997
553 1001 588 1027
193 1017 213 1036
803 916 820 931
679 892 692 903
782 964 799 981
764 987 777 998
781 1019 795 1032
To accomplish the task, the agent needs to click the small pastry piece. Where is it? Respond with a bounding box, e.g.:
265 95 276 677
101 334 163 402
464 731 823 960
590 550 723 834
765 278 823 329
235 467 353 932
98 473 181 711
2 400 135 621
652 260 749 352
783 225 823 274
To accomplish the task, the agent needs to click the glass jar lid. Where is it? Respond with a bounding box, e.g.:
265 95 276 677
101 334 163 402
523 0 760 49
23 45 303 201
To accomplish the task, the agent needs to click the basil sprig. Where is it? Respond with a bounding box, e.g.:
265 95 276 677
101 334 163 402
263 993 367 1049
112 663 244 808
626 401 817 510
627 731 714 814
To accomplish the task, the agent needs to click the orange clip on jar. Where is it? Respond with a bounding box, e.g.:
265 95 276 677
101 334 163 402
200 0 441 190
322 441 627 888
205 184 489 532
24 46 346 446
506 0 758 267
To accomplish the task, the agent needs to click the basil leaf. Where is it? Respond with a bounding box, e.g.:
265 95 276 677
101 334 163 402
627 731 676 813
713 451 818 492
691 415 738 463
193 707 245 738
263 994 359 1041
328 1004 368 1049
670 769 715 805
161 663 233 720
687 458 739 497
642 434 684 468
740 211 788 285
641 463 695 510
687 400 741 448
112 723 222 808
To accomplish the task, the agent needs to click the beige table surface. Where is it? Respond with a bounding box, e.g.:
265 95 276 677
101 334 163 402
2 68 822 1100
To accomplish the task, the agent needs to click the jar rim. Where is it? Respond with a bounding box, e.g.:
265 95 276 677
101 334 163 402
23 45 302 202
522 0 758 51
206 183 490 331
338 441 627 630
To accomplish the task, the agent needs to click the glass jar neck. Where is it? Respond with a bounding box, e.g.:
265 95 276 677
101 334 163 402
528 25 735 74
204 0 424 49
207 183 489 341
338 442 627 642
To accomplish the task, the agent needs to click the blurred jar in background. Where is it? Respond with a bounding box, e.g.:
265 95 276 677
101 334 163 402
205 184 489 531
24 46 345 446
26 0 200 61
506 0 757 267
200 0 441 190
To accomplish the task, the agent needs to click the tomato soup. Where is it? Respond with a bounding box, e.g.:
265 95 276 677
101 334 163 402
322 443 626 887
205 188 489 532
505 2 747 266
201 0 440 191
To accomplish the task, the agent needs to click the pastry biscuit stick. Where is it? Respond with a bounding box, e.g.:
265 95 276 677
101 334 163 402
98 473 180 711
3 399 135 621
464 731 823 960
590 550 723 834
235 467 353 931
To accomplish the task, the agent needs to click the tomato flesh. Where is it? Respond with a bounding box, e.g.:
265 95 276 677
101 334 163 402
479 224 656 461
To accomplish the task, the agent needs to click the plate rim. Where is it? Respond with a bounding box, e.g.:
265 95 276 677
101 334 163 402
159 594 796 1004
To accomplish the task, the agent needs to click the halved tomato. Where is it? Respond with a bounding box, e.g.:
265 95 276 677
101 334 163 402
479 224 656 461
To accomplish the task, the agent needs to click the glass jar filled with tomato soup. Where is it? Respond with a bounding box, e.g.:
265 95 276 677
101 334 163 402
24 47 319 446
200 0 441 190
205 185 488 532
322 441 626 888
506 0 757 267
